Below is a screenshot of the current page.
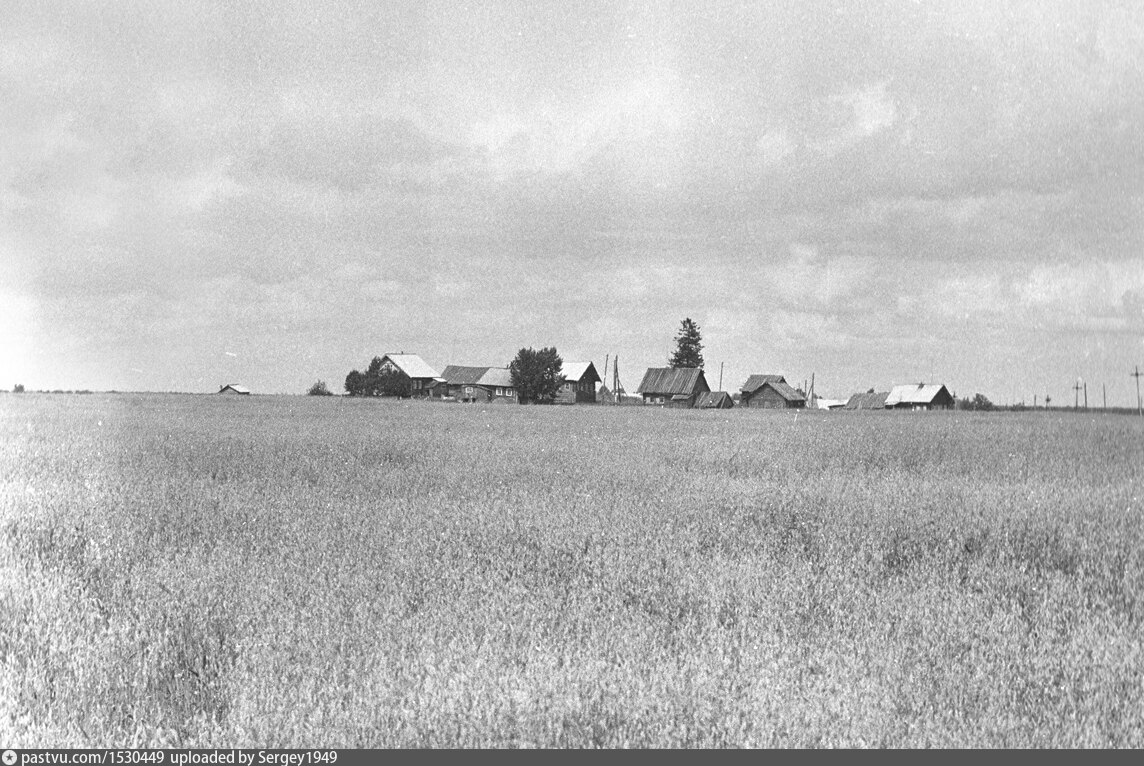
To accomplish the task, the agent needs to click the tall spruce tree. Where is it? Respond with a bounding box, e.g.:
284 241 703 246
668 317 704 369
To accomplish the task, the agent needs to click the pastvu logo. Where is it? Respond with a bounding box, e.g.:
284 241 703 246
2 749 17 766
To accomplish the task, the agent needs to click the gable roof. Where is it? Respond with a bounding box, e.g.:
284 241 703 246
740 374 787 394
441 365 489 385
562 361 600 385
885 383 952 406
694 391 735 409
636 367 708 395
380 353 439 380
844 391 889 410
217 384 250 394
477 367 513 387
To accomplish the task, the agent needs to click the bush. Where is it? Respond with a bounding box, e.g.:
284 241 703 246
307 380 333 396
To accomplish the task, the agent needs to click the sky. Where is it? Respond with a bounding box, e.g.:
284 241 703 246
2 0 1142 405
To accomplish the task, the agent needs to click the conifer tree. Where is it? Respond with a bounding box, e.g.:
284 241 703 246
668 317 704 369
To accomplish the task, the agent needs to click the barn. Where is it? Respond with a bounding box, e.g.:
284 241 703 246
217 384 250 395
739 374 806 409
884 383 954 411
636 367 710 408
844 391 889 410
556 361 602 404
376 353 444 398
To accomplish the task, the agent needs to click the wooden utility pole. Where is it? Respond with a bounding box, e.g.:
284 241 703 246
1083 381 1087 410
1103 383 1107 411
1073 380 1082 410
1133 365 1143 417
1034 394 1037 408
718 361 724 391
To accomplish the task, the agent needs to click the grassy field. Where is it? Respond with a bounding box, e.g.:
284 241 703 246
1 393 1142 747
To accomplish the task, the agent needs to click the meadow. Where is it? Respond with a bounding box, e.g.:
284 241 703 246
1 393 1142 748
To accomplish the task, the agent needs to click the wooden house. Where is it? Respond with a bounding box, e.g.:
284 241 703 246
377 353 444 398
739 374 806 409
440 365 517 403
217 384 250 395
556 361 601 404
884 383 954 411
636 367 710 408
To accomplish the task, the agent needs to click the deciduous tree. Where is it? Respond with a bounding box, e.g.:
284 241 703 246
510 347 564 404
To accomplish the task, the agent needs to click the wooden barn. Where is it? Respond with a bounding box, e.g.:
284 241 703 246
376 353 444 398
440 365 517 403
844 391 889 410
884 383 954 411
556 361 601 404
739 374 806 409
636 367 710 408
217 384 250 395
694 391 735 409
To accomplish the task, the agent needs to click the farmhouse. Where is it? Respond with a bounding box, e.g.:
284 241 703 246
636 367 710 408
694 391 735 409
739 374 806 409
884 383 954 411
376 353 443 398
556 361 601 404
440 365 517 403
844 391 889 410
217 384 250 395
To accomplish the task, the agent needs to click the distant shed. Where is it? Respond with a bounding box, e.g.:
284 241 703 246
694 391 735 409
217 384 250 395
844 391 889 410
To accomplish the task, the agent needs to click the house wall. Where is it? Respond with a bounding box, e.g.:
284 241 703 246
556 379 597 404
745 387 803 409
450 384 517 403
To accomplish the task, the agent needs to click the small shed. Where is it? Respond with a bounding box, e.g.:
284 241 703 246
217 384 250 395
844 391 889 410
694 391 735 409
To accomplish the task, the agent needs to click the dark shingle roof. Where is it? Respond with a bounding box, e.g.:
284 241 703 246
636 367 708 395
441 365 490 385
694 391 734 409
844 391 889 410
740 374 786 394
765 379 805 402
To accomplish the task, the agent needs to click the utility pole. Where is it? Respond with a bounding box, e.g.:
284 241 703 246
1083 381 1087 410
1103 383 1106 411
718 361 724 392
1034 394 1037 409
1073 379 1082 410
1133 365 1143 417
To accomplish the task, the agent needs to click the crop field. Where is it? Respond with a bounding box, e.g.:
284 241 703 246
1 393 1142 747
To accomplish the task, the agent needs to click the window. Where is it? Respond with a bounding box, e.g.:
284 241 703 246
496 387 504 396
507 388 514 397
465 386 473 395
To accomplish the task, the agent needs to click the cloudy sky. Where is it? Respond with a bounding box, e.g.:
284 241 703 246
2 1 1142 405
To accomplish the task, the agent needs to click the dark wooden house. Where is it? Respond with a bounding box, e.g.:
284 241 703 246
440 365 518 403
694 391 735 409
739 374 806 409
636 367 710 408
377 353 444 398
556 361 601 404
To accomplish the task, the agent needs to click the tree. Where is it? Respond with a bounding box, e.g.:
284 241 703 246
510 346 564 404
12 383 24 393
668 317 704 369
307 380 333 396
344 369 366 396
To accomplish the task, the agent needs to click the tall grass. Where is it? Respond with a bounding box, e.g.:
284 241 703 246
1 393 1141 747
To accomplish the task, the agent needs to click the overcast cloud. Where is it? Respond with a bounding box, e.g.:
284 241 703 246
2 0 1142 404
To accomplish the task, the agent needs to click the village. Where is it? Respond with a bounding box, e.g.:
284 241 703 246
219 350 958 412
